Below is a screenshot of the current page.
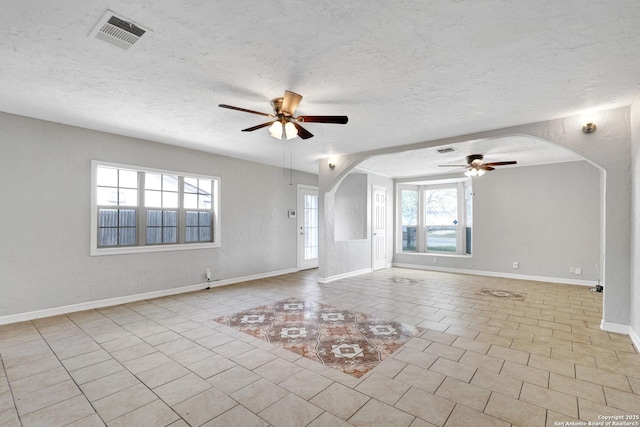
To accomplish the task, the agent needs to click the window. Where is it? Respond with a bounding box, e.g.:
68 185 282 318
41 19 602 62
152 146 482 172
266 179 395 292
398 180 471 255
92 161 219 255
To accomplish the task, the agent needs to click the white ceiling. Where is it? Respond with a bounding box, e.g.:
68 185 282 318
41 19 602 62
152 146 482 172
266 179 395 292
1 1 639 176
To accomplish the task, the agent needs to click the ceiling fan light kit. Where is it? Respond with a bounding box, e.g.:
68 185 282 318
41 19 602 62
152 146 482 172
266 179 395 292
439 154 517 177
219 90 348 140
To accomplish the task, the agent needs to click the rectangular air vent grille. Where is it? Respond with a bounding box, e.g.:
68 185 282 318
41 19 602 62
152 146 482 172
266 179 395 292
90 10 150 52
437 147 455 154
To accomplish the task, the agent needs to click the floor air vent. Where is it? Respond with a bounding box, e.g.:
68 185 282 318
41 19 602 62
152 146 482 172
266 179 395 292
89 10 150 51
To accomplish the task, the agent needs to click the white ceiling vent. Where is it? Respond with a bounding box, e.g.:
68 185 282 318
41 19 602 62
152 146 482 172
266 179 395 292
89 10 150 52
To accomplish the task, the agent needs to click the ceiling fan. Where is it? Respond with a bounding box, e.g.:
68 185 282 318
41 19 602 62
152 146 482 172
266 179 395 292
218 90 348 140
439 154 517 176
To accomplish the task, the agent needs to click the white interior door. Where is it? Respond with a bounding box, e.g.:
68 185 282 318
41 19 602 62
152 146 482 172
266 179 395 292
372 186 387 270
298 186 319 270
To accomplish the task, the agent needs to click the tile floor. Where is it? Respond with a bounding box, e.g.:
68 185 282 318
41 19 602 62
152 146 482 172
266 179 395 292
0 268 638 427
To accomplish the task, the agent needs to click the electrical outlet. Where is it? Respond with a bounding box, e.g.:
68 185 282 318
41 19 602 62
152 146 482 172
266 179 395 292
575 267 582 275
570 266 575 273
205 268 211 280
512 261 519 269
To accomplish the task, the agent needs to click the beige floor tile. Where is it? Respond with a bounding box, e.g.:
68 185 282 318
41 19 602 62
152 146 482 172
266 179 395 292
444 404 509 427
603 387 640 413
231 347 278 370
100 335 145 353
259 393 324 427
108 399 179 427
110 342 156 363
500 360 549 387
487 344 530 365
279 369 333 400
394 364 446 393
577 398 636 421
207 365 260 394
46 335 102 360
0 408 20 427
14 379 81 416
0 391 15 414
423 342 465 361
395 386 455 426
374 357 408 378
451 336 491 354
520 382 578 418
575 364 632 391
142 330 182 346
355 373 411 405
122 350 173 375
307 411 353 427
550 347 597 367
69 359 124 385
470 368 522 398
65 413 105 427
92 383 156 422
188 354 237 379
459 350 504 373
9 366 70 397
253 358 304 383
19 395 96 427
484 392 547 427
529 354 575 377
201 404 269 427
435 377 491 412
393 347 438 368
421 330 457 346
153 373 212 406
5 355 63 382
212 340 256 358
170 345 214 366
155 337 199 356
231 378 289 413
429 358 476 383
348 399 415 427
628 376 640 394
510 339 552 357
310 382 370 420
80 369 140 402
549 372 605 404
173 388 237 426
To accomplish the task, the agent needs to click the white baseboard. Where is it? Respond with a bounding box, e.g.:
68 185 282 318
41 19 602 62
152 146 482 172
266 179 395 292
600 320 630 335
318 268 372 284
0 268 297 326
629 327 640 352
392 263 598 287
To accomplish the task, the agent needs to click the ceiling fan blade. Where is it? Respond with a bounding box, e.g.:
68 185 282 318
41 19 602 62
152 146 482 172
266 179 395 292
241 121 275 132
292 122 314 140
438 164 468 167
219 104 273 117
282 90 303 115
480 166 496 171
297 115 349 124
483 161 518 167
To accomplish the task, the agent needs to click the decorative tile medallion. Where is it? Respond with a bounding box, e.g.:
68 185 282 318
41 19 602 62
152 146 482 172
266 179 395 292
476 288 527 301
389 276 420 285
215 298 422 377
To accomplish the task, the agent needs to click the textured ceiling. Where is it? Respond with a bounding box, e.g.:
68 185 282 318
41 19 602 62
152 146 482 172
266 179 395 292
1 1 639 176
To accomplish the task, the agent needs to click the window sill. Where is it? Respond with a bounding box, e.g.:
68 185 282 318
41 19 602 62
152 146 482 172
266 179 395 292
397 251 472 258
91 242 219 256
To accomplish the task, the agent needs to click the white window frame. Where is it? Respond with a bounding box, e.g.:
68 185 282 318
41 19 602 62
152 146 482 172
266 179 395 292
397 178 471 256
91 160 220 256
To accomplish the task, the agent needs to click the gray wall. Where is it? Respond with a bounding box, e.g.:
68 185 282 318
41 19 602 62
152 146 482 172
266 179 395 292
394 161 601 282
334 173 367 241
631 96 640 346
319 107 631 328
320 171 394 280
0 112 317 317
